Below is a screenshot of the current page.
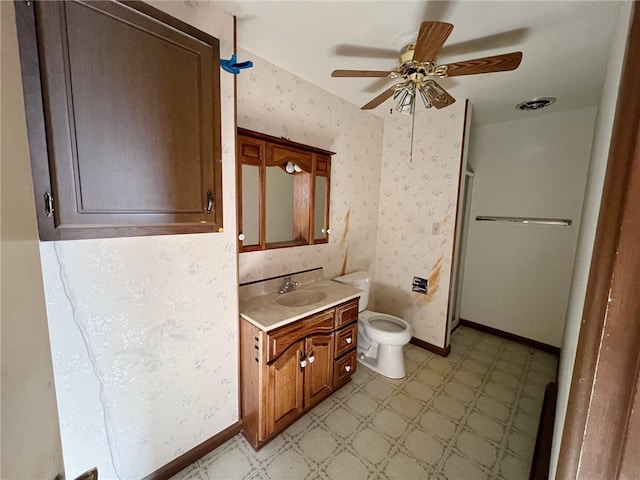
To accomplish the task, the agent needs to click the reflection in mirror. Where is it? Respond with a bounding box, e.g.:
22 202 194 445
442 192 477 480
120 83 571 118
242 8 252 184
241 164 260 246
265 166 294 243
314 176 327 239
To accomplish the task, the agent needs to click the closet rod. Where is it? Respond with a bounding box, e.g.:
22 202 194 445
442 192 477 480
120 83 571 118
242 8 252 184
475 216 572 226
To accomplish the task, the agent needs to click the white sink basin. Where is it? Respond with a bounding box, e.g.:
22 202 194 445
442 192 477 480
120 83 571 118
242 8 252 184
276 290 328 307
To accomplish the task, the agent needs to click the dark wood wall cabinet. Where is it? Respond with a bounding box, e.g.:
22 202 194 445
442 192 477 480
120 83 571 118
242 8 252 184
240 298 358 450
15 0 223 240
236 128 334 252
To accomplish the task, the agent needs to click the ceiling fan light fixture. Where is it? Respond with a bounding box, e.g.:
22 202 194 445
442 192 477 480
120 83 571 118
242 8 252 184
394 81 416 114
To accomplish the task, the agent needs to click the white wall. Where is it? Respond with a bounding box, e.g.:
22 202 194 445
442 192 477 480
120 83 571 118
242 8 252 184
374 102 467 349
236 47 385 284
0 3 65 478
37 2 239 478
460 107 597 347
550 2 633 477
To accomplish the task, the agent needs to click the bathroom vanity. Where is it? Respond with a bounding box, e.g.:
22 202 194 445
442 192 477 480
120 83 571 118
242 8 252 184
239 274 361 449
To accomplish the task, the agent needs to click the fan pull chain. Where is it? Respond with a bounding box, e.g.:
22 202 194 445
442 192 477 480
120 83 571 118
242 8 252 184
409 109 416 163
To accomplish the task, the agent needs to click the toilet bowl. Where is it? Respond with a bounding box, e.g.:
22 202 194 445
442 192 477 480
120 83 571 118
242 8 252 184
333 271 412 379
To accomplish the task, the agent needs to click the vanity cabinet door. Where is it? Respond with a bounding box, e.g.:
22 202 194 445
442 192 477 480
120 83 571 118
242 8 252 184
304 333 334 408
266 340 305 437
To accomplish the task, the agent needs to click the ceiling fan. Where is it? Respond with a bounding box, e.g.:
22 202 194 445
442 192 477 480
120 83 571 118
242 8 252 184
331 21 523 113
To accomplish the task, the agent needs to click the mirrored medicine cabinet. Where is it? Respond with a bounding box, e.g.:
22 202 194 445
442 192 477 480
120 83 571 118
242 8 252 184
236 128 334 252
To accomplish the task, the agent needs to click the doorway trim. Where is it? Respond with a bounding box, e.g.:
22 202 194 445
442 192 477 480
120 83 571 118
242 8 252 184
556 3 640 478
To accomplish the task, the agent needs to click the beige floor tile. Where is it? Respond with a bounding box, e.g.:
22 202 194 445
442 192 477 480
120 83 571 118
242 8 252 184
364 378 394 400
351 427 392 464
490 369 520 390
466 411 506 442
453 369 483 388
346 391 380 417
416 368 446 387
433 394 467 420
475 395 512 421
483 382 517 404
461 359 491 376
200 448 255 479
420 410 457 441
383 452 433 478
403 426 445 466
372 408 408 438
443 453 489 480
403 379 435 403
444 381 476 404
507 430 536 461
324 451 370 480
405 345 431 363
299 427 339 463
456 430 498 468
266 449 311 479
388 392 422 419
324 407 360 438
499 453 531 479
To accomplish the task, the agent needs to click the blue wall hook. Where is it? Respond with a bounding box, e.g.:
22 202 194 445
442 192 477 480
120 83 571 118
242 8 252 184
220 54 253 75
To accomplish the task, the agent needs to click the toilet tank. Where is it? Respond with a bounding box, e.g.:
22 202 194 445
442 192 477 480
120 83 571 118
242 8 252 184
333 271 370 312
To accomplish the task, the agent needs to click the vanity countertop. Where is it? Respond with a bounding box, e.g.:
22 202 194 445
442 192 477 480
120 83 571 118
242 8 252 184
239 280 362 332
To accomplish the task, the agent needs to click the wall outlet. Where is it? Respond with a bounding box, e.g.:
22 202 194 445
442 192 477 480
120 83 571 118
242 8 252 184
432 222 441 235
412 276 428 294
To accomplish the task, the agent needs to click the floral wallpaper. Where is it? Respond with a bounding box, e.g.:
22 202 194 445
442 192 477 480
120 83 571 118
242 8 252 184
38 2 239 479
236 48 385 287
374 102 467 348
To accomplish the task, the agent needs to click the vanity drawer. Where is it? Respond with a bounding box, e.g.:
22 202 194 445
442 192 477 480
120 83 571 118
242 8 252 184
334 323 357 358
267 309 334 362
335 298 359 329
334 350 357 387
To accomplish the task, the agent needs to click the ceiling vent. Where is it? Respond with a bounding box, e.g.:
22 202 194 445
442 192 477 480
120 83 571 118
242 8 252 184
516 97 556 111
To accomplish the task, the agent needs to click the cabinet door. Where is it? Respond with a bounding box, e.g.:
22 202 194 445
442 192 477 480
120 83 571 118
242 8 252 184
304 333 335 408
17 1 222 240
266 340 305 437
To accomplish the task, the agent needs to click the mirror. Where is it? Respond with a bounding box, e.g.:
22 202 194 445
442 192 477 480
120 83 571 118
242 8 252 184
237 128 333 251
241 164 260 246
265 166 294 243
314 176 328 241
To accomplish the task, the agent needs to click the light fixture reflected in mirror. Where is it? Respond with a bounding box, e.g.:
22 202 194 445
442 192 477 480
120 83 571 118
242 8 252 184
285 161 303 174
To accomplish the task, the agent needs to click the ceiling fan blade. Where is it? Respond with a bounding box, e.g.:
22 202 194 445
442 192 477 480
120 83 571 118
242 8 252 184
332 69 394 78
427 81 456 109
361 87 396 110
444 52 523 77
413 21 454 63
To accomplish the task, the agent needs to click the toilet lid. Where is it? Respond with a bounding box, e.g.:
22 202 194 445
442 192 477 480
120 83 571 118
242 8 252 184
369 317 405 332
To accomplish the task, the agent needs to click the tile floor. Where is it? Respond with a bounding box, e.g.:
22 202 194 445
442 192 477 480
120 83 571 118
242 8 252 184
171 326 557 480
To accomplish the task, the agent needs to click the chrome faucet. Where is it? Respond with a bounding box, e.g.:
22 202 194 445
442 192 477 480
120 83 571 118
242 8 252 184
278 276 298 294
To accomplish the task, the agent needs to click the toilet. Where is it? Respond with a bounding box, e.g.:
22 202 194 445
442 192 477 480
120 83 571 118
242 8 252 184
333 271 412 379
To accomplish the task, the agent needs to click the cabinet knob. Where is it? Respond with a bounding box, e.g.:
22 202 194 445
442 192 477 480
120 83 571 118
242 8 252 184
345 365 351 372
238 233 245 241
346 337 352 344
308 355 315 364
300 359 307 368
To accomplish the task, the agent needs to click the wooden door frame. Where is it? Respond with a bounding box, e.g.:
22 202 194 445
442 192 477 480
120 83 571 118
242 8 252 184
556 3 640 478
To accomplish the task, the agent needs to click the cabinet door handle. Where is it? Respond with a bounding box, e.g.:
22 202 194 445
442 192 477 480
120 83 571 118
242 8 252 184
308 355 315 364
345 365 351 372
346 337 352 344
43 191 54 218
206 191 213 214
300 359 307 368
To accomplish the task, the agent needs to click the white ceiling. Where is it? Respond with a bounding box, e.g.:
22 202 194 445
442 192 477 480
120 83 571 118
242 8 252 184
215 1 621 125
